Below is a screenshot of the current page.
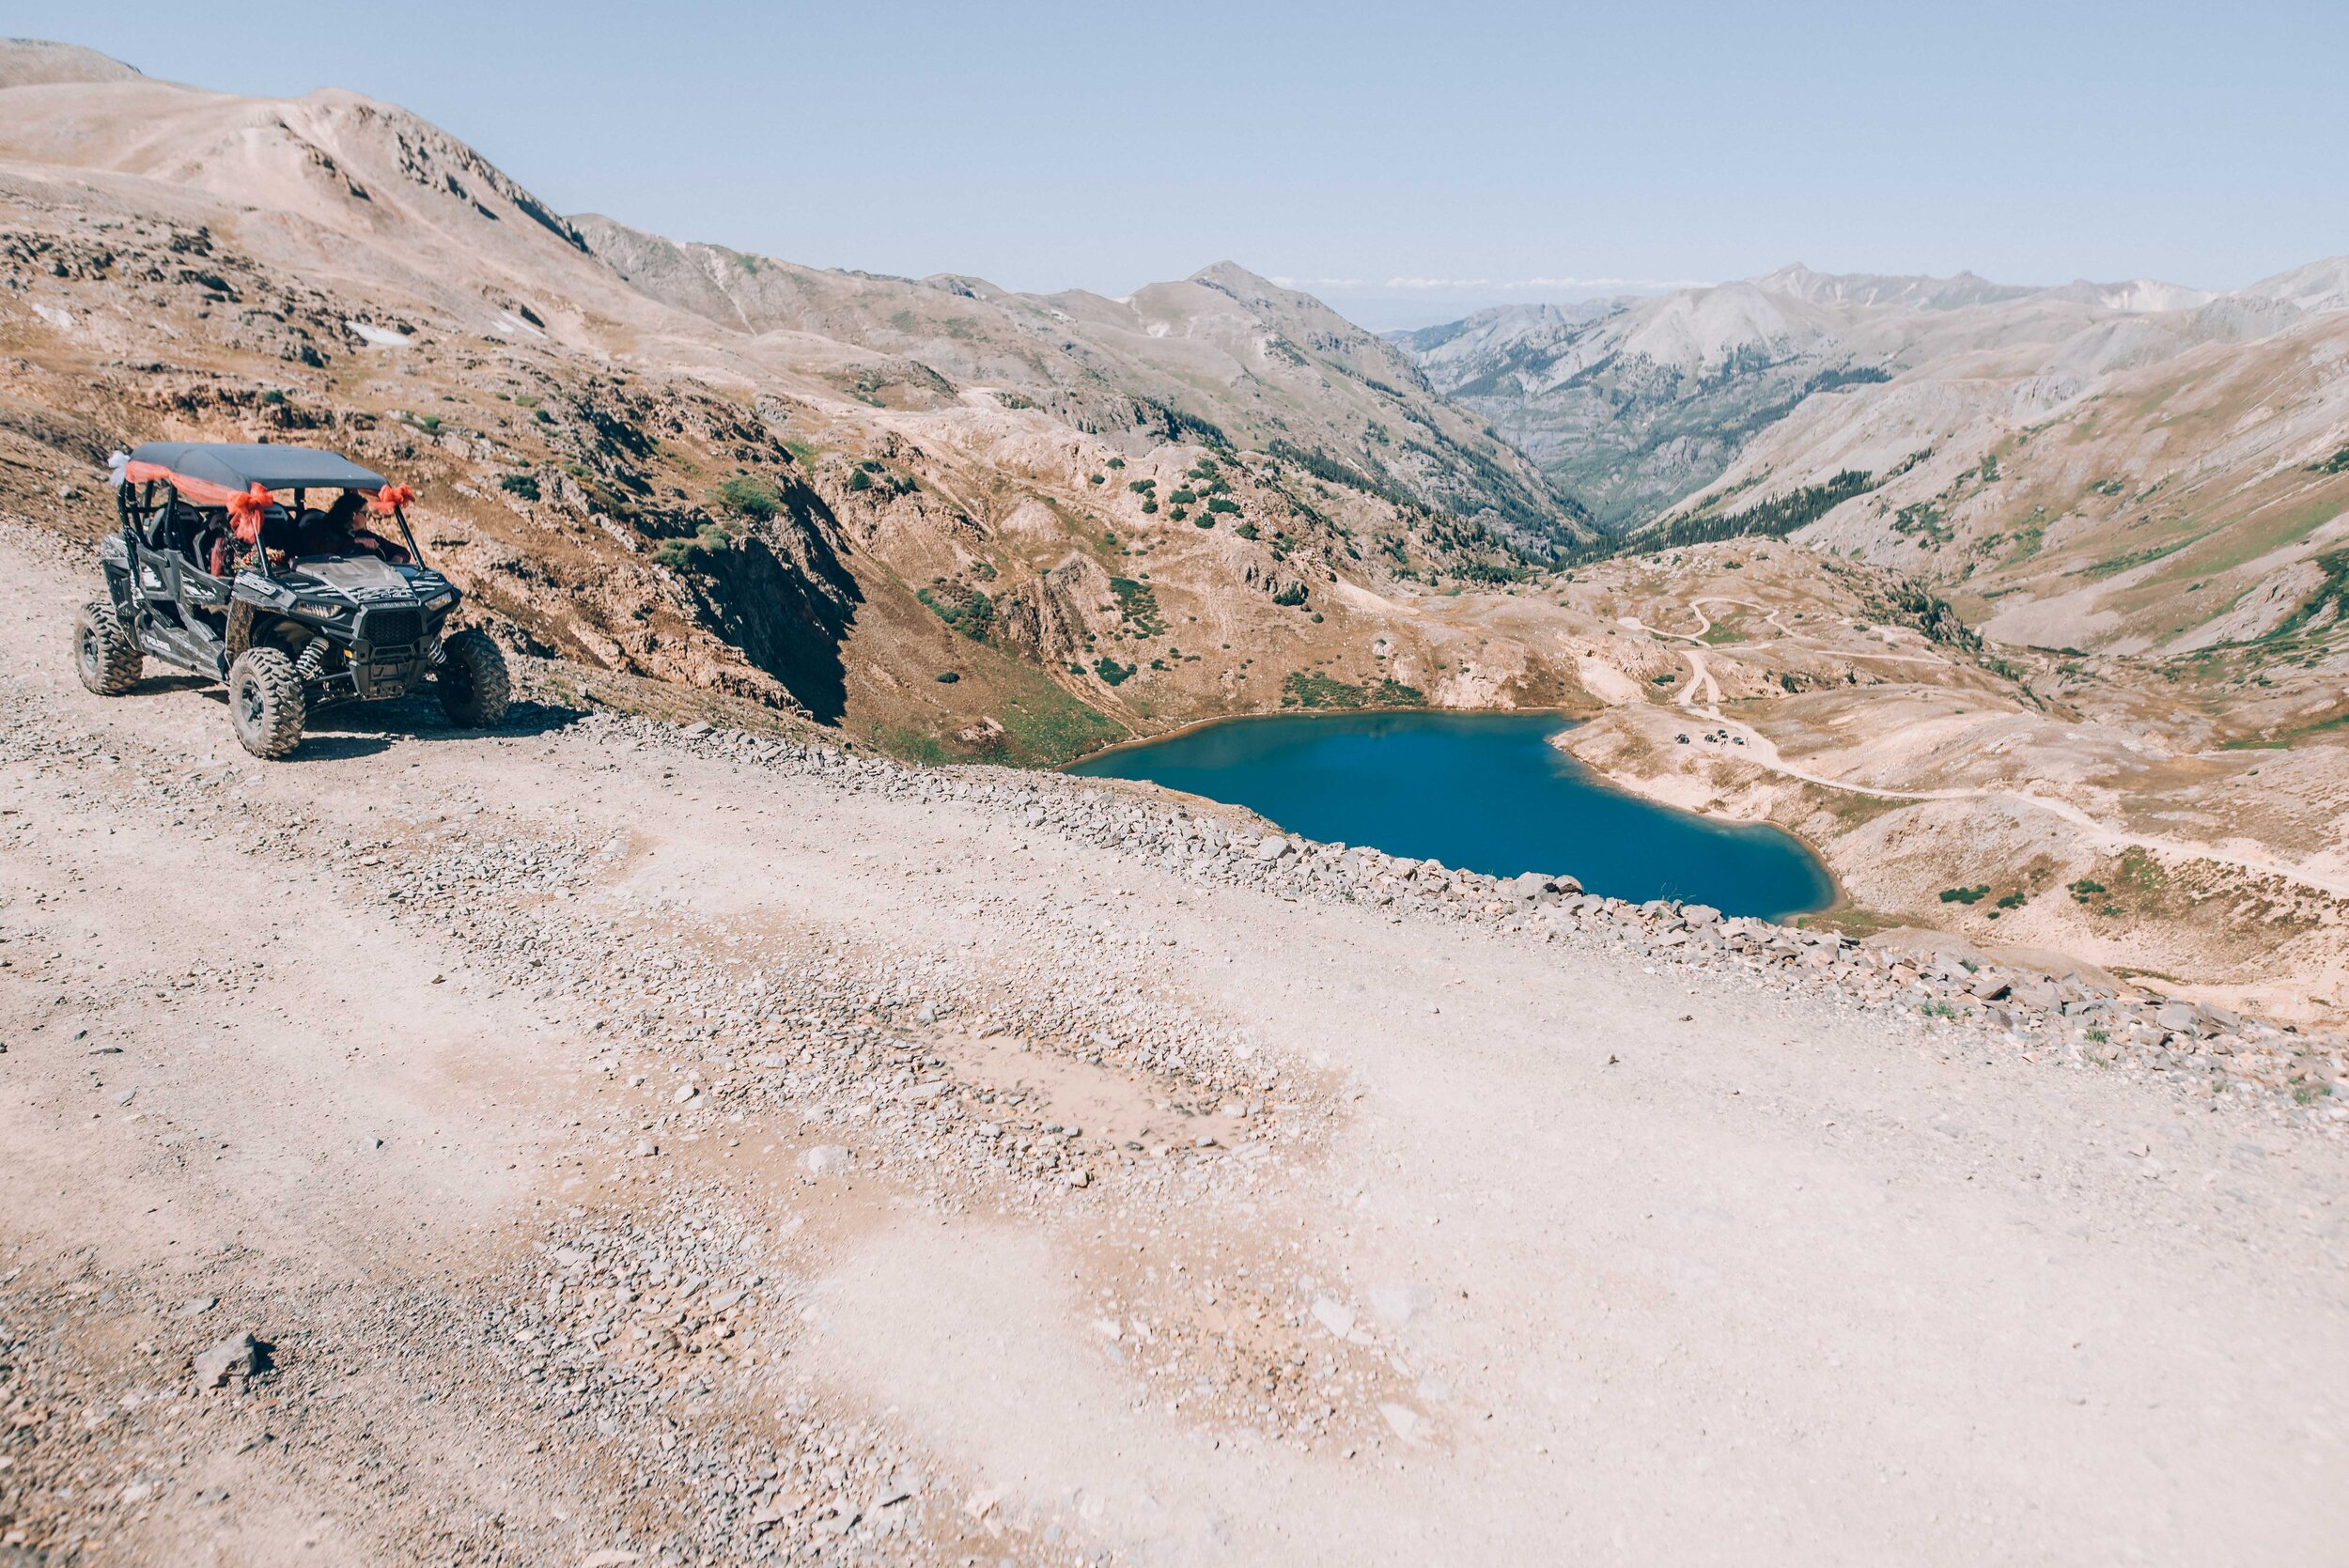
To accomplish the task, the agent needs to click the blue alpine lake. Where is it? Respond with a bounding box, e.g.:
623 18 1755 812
1068 710 1835 920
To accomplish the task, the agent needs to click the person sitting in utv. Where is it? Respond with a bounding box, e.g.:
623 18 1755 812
292 491 409 563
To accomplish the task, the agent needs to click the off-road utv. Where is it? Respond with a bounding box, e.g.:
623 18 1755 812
71 442 508 758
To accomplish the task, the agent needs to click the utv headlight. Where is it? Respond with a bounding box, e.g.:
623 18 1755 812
291 600 344 620
422 591 457 613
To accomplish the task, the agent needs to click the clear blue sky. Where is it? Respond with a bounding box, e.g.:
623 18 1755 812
23 0 2348 328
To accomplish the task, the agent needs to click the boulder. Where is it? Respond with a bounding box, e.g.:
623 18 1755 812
2155 1001 2211 1036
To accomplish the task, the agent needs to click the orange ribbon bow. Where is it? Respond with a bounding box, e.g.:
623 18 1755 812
226 482 272 543
367 483 415 516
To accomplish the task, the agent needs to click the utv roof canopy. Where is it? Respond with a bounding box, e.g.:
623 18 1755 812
119 442 390 508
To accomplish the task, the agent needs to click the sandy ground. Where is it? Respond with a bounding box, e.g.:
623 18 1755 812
4 520 2346 1567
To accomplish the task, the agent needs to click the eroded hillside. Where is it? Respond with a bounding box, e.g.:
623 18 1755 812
0 43 1585 767
3 39 2347 1024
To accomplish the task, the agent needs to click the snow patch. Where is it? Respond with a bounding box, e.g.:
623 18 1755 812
345 319 412 348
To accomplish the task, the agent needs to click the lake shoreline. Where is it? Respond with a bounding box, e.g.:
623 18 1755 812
1066 707 1841 921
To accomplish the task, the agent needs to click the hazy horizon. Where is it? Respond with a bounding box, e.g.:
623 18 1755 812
20 0 2346 325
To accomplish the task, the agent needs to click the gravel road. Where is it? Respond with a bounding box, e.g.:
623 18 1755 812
4 520 2344 1567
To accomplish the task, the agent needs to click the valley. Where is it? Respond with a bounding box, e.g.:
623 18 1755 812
2 30 2348 1567
0 41 2342 1030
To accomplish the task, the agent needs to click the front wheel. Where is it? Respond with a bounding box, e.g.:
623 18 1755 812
434 629 510 727
73 600 144 695
226 647 305 759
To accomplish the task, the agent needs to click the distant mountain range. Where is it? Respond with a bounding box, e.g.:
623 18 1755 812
3 32 2341 687
1393 261 2345 535
1392 259 2349 655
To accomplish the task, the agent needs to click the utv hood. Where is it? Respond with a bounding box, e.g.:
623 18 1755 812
291 556 410 595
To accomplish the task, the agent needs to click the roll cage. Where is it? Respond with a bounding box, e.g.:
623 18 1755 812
113 476 428 579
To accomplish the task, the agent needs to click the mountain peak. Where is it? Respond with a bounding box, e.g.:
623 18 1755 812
1750 263 2035 311
2233 255 2349 315
0 38 143 89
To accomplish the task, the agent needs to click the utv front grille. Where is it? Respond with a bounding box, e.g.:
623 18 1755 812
355 604 424 649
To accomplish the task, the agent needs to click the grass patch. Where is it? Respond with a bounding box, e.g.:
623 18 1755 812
2263 548 2349 642
998 681 1127 766
2078 533 2205 581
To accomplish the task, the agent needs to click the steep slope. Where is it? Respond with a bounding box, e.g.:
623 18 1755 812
1397 264 2323 535
0 40 1595 769
573 217 1591 557
0 37 138 88
4 40 2344 1022
1637 269 2349 660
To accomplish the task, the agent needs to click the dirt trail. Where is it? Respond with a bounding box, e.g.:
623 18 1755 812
1623 600 2349 900
7 523 2348 1567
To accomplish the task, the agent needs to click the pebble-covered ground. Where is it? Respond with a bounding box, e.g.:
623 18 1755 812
5 520 2345 1566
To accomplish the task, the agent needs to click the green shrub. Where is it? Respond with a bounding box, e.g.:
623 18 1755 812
1938 885 1990 905
652 520 734 570
499 474 541 502
917 582 994 641
1141 500 1159 514
713 474 781 520
1106 577 1165 636
1128 478 1157 493
1234 520 1259 540
1280 670 1425 709
1093 657 1136 686
848 468 873 491
1107 457 1127 469
1168 488 1197 505
1206 497 1238 514
1271 582 1308 607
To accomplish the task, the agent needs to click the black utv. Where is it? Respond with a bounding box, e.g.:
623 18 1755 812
72 442 508 758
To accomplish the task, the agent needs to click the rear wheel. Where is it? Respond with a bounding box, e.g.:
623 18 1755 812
227 647 305 759
72 600 143 695
434 629 510 727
